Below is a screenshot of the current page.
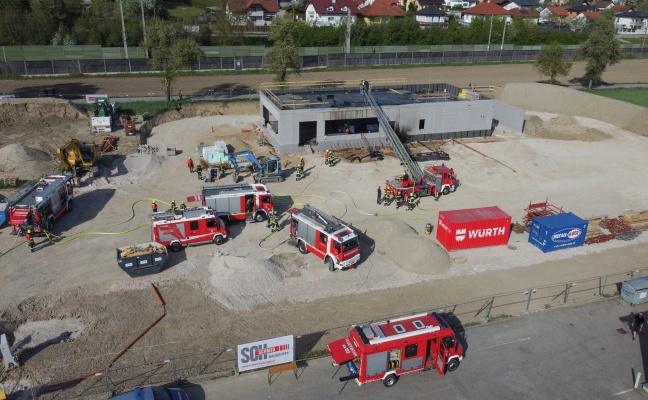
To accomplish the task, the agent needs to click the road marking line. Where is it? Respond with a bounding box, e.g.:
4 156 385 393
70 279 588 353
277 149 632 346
471 337 531 353
613 389 634 396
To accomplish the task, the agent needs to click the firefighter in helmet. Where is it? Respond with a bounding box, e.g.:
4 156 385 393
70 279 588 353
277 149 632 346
407 191 418 211
268 210 279 232
221 160 226 171
299 156 305 169
324 150 330 165
328 151 335 167
296 162 303 181
196 163 203 180
180 200 187 211
187 157 194 173
26 227 35 252
395 190 404 209
171 199 177 211
383 187 393 206
152 199 158 213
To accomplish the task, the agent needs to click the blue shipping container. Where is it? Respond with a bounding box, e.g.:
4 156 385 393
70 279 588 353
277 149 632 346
528 212 588 253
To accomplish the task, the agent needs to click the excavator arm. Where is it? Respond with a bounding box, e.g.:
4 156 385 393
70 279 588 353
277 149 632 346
56 139 101 177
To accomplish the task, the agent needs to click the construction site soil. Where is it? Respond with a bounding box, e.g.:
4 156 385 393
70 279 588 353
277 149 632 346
1 65 648 398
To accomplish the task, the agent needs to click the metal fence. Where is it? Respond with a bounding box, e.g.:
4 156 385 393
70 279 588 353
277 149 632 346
0 45 646 76
13 267 646 399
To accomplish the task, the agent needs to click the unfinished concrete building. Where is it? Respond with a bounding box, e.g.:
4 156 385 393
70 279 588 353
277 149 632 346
259 80 525 154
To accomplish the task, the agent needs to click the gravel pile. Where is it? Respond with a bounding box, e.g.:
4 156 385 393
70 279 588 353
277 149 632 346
0 144 55 178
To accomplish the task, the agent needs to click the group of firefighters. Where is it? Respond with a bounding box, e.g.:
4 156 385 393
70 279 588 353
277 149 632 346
324 150 335 167
150 199 187 214
379 184 419 211
295 157 305 180
188 157 227 181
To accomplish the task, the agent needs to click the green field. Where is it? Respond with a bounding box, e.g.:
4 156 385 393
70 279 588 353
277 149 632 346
167 5 204 18
585 87 648 108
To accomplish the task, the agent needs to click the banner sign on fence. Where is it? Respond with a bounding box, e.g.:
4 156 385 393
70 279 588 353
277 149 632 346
236 335 294 372
85 94 108 104
0 94 16 100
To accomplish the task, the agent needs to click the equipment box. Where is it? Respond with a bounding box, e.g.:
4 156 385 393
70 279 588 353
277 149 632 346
621 277 648 305
116 242 168 277
528 212 588 253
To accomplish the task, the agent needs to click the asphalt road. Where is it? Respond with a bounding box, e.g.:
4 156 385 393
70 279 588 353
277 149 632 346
2 59 648 98
179 299 648 400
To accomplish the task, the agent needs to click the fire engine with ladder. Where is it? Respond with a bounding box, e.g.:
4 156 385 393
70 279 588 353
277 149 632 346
7 175 74 235
200 183 273 224
328 311 464 388
359 81 459 201
151 207 228 252
288 205 361 271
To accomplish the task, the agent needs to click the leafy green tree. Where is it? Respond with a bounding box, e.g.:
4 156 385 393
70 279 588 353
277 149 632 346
142 19 205 101
576 12 622 89
533 42 572 84
265 14 301 82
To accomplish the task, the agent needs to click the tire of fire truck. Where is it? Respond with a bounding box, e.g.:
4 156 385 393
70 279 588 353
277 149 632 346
446 358 460 372
255 212 266 222
213 235 225 245
442 187 450 195
383 374 399 388
326 257 335 272
298 241 309 254
170 242 183 252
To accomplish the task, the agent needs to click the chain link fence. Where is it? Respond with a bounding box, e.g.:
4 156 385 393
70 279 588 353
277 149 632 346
1 46 646 76
10 267 645 399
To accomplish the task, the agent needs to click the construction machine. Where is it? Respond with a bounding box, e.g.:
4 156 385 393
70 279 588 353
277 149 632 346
91 97 116 133
226 150 284 184
56 139 101 181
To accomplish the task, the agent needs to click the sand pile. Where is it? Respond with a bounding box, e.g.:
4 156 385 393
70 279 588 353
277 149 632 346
118 154 165 183
0 144 56 179
356 218 450 275
524 115 610 141
208 255 287 309
0 98 88 129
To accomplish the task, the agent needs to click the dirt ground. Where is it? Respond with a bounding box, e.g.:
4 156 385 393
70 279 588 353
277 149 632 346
1 68 648 398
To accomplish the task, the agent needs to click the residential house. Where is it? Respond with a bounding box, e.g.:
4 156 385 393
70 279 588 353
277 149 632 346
406 0 445 11
499 0 542 11
539 5 568 22
611 5 633 13
360 0 406 23
226 0 279 26
416 5 450 25
445 0 478 9
593 0 612 10
508 7 540 23
463 1 513 24
615 10 648 33
566 2 598 17
306 0 361 25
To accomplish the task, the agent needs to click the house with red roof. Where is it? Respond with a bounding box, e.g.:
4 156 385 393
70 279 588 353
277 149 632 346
405 0 444 11
360 0 406 23
226 0 279 26
509 7 540 22
463 1 513 24
305 0 361 26
539 5 568 23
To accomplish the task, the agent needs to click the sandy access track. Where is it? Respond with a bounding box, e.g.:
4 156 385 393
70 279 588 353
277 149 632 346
1 79 648 393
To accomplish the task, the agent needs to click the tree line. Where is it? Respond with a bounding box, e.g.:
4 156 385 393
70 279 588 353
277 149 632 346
0 0 588 47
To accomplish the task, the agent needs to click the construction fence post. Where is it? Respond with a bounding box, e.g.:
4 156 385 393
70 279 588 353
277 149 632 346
525 288 535 311
52 60 55 75
78 59 82 74
564 282 573 304
484 297 494 321
128 59 132 73
24 60 28 75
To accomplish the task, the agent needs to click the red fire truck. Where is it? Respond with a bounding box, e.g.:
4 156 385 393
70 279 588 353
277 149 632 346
328 311 464 388
386 164 458 201
288 205 361 271
8 175 75 235
152 207 228 252
201 183 273 224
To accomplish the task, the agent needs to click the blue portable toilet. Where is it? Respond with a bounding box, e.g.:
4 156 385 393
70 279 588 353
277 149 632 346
621 277 648 305
528 212 588 253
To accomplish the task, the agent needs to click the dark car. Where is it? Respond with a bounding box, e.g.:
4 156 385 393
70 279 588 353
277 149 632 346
110 386 189 400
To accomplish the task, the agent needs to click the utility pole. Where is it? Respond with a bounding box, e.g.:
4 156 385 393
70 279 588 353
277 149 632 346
500 18 507 50
119 0 129 60
141 0 149 58
345 7 351 54
487 14 494 51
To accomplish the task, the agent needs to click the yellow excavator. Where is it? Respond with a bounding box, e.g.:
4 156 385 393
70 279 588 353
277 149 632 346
56 139 101 182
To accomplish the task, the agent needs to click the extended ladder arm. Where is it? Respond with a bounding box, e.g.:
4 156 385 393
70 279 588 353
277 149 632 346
360 81 422 182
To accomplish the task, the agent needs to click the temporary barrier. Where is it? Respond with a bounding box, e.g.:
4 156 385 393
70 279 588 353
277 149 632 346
621 277 648 305
528 212 588 253
436 206 511 251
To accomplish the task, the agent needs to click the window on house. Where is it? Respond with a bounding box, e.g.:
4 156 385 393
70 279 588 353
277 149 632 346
342 6 347 10
327 6 333 10
328 16 334 21
419 119 425 130
405 344 418 358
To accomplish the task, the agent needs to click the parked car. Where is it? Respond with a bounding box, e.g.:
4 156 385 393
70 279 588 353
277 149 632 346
110 386 189 400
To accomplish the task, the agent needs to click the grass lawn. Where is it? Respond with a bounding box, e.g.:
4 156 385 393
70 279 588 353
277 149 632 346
584 87 648 108
621 37 648 45
167 5 204 18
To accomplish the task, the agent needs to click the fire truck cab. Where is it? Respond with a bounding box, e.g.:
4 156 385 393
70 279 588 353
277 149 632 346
152 207 227 252
201 183 273 224
328 312 463 388
8 174 74 235
288 205 361 271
